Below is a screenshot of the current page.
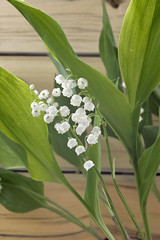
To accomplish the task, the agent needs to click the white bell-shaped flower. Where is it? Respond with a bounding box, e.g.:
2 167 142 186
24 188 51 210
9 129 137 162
44 114 54 124
32 109 41 117
52 88 61 97
55 74 65 85
31 102 39 110
84 102 95 111
84 160 94 171
70 94 82 107
60 106 70 117
77 78 88 89
67 138 78 149
62 88 73 98
75 146 86 156
29 84 35 90
46 106 58 117
39 89 49 99
91 126 101 137
76 123 86 136
87 134 98 145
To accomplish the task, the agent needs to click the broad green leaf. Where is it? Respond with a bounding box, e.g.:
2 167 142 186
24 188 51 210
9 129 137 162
138 117 160 205
8 0 135 156
119 0 160 107
0 168 45 213
99 0 122 91
0 67 66 183
0 131 25 168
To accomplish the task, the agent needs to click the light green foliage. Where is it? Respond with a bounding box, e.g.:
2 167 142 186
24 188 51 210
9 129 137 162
0 131 25 168
0 168 45 212
0 67 66 183
119 0 160 107
138 115 160 205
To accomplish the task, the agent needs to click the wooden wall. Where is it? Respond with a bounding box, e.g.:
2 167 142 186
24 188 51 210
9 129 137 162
0 0 160 239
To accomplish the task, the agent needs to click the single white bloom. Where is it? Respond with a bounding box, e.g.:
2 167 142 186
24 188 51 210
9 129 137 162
122 81 126 88
34 89 39 95
139 116 143 122
62 80 68 89
75 146 86 156
29 84 35 90
62 88 73 98
67 138 78 149
55 74 65 84
84 102 95 111
31 102 39 110
91 126 101 137
76 123 86 136
60 106 70 117
39 89 49 99
66 79 76 88
87 134 98 145
32 109 41 117
46 106 58 116
47 97 52 105
44 114 54 124
84 160 95 171
70 94 82 107
39 103 48 111
83 96 90 103
60 122 70 134
52 88 61 97
77 78 88 89
140 108 144 114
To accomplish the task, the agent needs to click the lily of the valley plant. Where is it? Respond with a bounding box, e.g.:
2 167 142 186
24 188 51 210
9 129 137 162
0 0 160 239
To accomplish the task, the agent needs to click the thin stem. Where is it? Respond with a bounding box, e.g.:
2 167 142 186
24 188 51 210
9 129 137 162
94 167 129 240
102 123 145 240
141 203 152 240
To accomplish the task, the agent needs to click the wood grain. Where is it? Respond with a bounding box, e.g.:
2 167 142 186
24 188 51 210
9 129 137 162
0 0 129 53
0 174 159 240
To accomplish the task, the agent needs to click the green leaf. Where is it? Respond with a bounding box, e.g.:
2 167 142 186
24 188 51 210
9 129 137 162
0 168 45 213
119 0 160 107
138 117 160 205
8 0 135 156
0 67 66 183
99 0 122 91
0 131 25 168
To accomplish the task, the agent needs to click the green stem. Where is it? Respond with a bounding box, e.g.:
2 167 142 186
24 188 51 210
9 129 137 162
141 203 152 240
102 123 145 240
94 168 128 240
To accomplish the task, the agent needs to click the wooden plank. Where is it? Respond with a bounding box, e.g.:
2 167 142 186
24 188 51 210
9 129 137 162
0 0 129 53
0 174 159 239
0 56 106 91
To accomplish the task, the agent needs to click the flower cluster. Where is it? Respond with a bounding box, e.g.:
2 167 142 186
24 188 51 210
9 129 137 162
30 74 102 171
